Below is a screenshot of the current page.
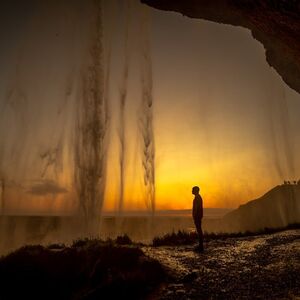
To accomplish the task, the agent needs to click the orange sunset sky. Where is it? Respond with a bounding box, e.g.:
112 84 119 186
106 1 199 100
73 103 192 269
0 0 300 215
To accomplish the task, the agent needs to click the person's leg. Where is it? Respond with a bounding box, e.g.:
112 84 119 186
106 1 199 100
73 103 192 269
194 218 204 251
198 219 204 251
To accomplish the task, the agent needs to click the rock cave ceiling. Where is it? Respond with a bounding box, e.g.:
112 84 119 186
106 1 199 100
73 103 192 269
142 0 300 95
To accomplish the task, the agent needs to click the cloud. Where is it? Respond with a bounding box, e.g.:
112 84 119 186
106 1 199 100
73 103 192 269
27 180 68 196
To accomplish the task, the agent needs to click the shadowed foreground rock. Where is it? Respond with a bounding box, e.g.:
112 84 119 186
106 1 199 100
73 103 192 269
0 239 165 300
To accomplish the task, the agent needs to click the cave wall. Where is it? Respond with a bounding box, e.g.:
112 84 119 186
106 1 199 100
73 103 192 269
142 0 300 95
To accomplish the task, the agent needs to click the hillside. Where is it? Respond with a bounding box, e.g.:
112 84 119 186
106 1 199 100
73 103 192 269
222 184 300 233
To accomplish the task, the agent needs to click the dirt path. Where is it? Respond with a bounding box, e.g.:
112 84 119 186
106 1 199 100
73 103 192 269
144 230 300 299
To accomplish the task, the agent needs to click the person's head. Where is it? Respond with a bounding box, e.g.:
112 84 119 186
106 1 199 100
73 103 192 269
192 186 200 195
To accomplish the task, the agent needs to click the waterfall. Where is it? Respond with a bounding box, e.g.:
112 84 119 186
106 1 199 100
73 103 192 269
118 2 130 215
140 7 156 215
74 0 109 234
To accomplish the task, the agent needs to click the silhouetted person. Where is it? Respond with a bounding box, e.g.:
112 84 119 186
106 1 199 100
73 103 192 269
192 186 203 252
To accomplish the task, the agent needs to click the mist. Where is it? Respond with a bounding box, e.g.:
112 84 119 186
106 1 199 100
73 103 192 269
0 0 300 252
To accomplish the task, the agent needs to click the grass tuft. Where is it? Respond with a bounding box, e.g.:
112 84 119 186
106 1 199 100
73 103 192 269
152 223 300 246
115 234 133 245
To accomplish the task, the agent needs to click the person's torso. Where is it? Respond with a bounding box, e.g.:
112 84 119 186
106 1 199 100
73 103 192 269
193 195 203 217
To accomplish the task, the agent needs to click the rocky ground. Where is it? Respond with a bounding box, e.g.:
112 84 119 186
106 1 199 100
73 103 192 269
144 230 300 299
1 229 299 299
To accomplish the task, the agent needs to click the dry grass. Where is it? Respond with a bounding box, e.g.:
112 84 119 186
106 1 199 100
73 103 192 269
152 223 300 246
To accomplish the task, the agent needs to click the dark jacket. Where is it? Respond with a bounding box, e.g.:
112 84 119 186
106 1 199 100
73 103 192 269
193 194 203 220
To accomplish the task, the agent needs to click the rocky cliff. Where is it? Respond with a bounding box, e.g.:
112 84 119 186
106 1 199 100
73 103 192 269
223 184 300 232
142 0 300 95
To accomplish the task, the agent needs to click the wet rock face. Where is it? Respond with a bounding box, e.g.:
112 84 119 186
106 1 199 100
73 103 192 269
142 0 300 94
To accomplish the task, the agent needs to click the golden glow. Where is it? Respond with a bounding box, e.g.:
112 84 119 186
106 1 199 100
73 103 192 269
1 1 300 215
